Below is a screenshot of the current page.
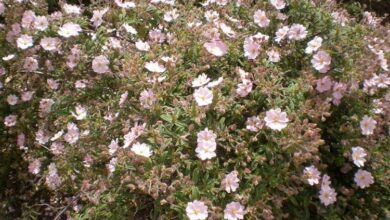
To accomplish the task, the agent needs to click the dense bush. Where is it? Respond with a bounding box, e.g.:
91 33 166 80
0 0 389 219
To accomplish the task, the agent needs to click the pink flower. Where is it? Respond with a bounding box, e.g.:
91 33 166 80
21 91 34 102
236 79 253 97
354 169 374 189
264 108 289 131
7 94 18 105
311 50 331 73
47 79 59 90
108 139 119 156
28 159 42 175
319 185 337 206
204 39 228 57
243 36 260 60
145 61 166 73
303 165 321 185
332 82 346 105
17 34 33 49
50 142 65 156
194 87 213 106
45 163 61 190
91 8 109 27
266 49 281 62
39 99 54 114
149 28 165 43
23 57 39 72
4 115 17 127
92 55 110 74
316 76 333 93
123 122 146 148
71 104 87 120
139 89 157 109
58 23 82 38
246 116 264 132
270 0 286 10
253 10 270 28
196 128 217 160
22 10 36 29
34 16 48 31
360 115 376 136
224 202 246 220
0 2 5 15
40 37 60 51
221 171 240 193
288 24 308 41
351 146 367 167
275 26 289 43
64 123 80 145
186 200 208 220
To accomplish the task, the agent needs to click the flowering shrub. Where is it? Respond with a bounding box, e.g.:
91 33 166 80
0 0 389 219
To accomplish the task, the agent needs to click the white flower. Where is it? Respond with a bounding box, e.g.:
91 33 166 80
319 185 337 206
224 202 246 220
194 87 213 106
354 169 374 189
115 0 136 9
135 40 150 51
221 171 240 193
186 200 208 220
50 130 64 141
92 55 110 74
264 108 289 131
253 10 270 28
206 77 223 88
58 23 82 38
192 73 211 88
360 115 376 136
122 24 138 34
311 50 331 73
305 36 323 54
145 61 166 73
71 104 87 120
270 0 286 10
63 4 82 15
17 35 33 49
303 165 321 185
131 142 152 157
351 146 367 167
